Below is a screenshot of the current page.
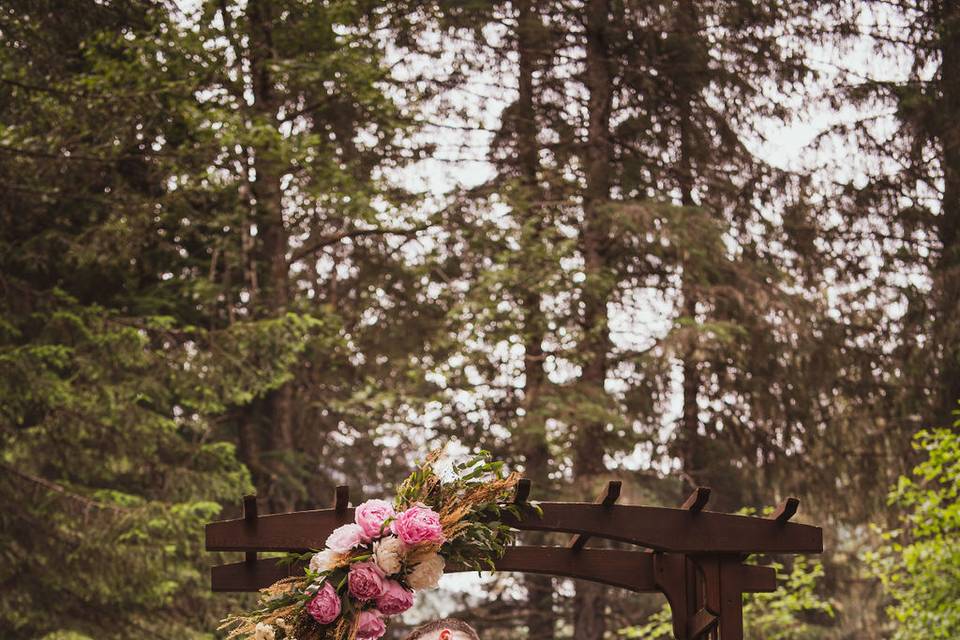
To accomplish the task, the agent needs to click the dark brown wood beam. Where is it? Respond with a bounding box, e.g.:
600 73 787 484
682 486 711 513
772 497 799 524
206 501 823 554
209 546 777 594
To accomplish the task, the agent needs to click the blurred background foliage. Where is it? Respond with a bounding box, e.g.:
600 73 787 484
1 0 958 638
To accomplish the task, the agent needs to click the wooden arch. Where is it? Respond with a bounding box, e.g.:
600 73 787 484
205 480 823 640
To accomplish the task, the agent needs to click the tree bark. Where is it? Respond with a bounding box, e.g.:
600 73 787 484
246 0 296 512
573 0 613 637
514 1 555 636
675 0 704 492
936 1 960 422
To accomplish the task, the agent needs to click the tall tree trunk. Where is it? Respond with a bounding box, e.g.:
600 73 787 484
676 0 703 493
514 1 555 636
247 0 296 512
936 2 960 422
573 0 613 637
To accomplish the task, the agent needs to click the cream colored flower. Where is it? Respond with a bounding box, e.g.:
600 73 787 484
309 549 344 574
406 543 440 564
407 551 445 590
254 622 276 640
373 535 405 575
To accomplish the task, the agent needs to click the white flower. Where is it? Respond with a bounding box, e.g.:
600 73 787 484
309 549 344 574
406 551 445 590
373 535 405 575
254 622 276 640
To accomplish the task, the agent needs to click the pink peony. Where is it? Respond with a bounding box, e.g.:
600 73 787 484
325 523 365 553
356 610 387 640
390 505 445 546
355 499 396 540
306 582 341 625
348 561 386 601
375 579 415 615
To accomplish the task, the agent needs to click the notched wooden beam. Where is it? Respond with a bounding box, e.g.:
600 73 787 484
682 486 711 513
569 480 622 551
598 480 622 506
334 485 350 512
514 478 532 504
772 497 799 524
243 495 258 521
207 499 824 554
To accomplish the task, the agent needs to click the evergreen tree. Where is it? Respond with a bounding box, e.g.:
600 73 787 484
796 2 960 631
427 1 831 635
186 0 446 512
0 2 317 636
1 0 442 635
815 0 960 490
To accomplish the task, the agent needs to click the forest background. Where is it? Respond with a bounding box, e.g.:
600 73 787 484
2 1 959 639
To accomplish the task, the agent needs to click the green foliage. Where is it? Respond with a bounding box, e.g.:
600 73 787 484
621 557 834 640
866 411 960 639
0 2 328 636
743 558 834 640
0 293 325 637
395 451 533 572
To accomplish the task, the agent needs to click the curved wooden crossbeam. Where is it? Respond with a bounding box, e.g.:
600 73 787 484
210 546 777 594
206 502 821 554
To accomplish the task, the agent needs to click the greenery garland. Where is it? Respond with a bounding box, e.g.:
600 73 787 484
220 451 526 640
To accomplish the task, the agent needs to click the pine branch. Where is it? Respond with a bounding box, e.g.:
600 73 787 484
288 224 432 262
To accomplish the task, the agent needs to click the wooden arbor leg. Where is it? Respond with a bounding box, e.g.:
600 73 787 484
655 553 761 640
718 559 745 640
654 553 690 640
694 556 757 640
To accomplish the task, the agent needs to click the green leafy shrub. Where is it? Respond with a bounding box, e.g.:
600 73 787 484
866 410 960 639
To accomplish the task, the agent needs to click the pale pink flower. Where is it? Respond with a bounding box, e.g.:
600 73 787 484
305 582 341 625
355 499 396 540
325 523 365 553
348 561 386 601
376 579 415 615
391 504 445 546
356 610 387 639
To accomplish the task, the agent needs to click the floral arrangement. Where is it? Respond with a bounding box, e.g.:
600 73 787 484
221 451 525 640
